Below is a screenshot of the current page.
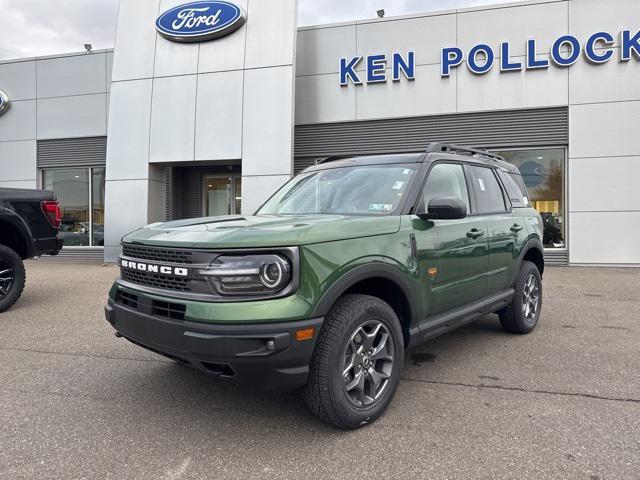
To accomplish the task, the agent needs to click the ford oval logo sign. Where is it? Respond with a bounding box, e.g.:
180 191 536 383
156 1 246 43
0 89 10 118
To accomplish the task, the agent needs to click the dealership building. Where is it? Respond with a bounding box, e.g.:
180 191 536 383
0 0 638 265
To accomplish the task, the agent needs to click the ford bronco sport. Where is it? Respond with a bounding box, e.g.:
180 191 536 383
105 144 544 429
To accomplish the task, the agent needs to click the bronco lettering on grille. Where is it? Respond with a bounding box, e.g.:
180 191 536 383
120 260 188 277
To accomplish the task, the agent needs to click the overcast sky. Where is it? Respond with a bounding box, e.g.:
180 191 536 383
0 0 524 59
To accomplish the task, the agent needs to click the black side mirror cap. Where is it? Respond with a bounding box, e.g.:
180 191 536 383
417 197 468 220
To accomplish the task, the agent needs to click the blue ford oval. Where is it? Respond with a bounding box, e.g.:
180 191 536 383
156 1 246 43
0 90 9 117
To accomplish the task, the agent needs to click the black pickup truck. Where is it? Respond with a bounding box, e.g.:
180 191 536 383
0 188 63 312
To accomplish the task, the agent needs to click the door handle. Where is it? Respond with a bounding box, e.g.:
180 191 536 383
466 229 485 239
510 224 524 233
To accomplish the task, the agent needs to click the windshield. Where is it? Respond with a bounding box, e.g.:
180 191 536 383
258 164 419 216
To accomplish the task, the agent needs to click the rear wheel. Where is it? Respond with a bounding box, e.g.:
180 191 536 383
499 260 542 334
304 294 404 429
0 245 26 313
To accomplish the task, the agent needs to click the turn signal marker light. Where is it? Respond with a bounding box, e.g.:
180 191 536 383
296 328 315 341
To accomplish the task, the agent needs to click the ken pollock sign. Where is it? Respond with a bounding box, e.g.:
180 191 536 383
156 1 246 43
340 29 640 85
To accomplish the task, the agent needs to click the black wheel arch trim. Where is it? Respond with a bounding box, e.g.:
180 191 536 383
310 262 420 330
0 211 34 258
519 237 545 275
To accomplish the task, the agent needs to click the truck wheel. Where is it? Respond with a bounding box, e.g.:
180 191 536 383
499 260 542 334
0 245 26 313
304 294 404 429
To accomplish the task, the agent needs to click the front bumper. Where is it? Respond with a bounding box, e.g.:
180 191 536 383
105 296 324 391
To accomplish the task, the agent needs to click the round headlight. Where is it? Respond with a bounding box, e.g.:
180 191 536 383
203 253 292 296
260 262 284 288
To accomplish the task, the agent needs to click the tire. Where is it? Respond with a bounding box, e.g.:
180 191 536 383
304 294 404 429
499 260 542 334
0 245 26 313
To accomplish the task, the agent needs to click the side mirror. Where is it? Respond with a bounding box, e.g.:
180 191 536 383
417 197 467 220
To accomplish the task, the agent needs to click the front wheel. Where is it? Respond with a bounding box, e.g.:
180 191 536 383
304 294 404 429
0 245 26 313
499 260 542 334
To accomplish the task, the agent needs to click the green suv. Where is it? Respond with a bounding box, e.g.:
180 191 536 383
105 144 544 429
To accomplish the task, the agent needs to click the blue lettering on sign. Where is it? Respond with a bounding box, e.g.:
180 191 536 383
585 32 615 63
392 52 415 81
340 56 363 85
367 54 387 83
526 39 549 69
156 1 246 43
340 52 414 86
468 44 495 74
621 29 640 61
551 35 581 66
441 47 463 77
501 42 523 72
339 28 640 85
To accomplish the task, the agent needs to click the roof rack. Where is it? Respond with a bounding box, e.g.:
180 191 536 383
315 155 351 165
425 143 505 162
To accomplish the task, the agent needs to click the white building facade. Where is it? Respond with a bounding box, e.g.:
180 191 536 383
0 0 638 265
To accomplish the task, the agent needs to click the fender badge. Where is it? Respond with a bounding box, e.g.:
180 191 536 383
428 267 438 280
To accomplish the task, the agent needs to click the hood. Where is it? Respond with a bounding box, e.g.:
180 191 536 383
123 215 401 249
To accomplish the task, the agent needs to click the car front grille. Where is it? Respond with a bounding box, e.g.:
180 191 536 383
120 268 191 292
121 244 193 264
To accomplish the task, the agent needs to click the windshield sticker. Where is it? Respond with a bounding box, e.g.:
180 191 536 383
369 203 393 212
392 181 404 190
402 169 411 175
478 178 486 191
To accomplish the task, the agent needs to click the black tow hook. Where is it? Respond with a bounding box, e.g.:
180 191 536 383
114 331 123 338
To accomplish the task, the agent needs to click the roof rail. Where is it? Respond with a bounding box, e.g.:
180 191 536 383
315 155 351 165
425 143 505 162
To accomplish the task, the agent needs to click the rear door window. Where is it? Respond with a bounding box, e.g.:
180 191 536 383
468 166 507 214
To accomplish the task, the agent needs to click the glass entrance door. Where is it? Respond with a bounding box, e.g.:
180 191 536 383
204 175 242 216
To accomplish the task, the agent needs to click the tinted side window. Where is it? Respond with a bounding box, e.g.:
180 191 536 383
497 170 529 207
468 166 507 214
421 163 470 213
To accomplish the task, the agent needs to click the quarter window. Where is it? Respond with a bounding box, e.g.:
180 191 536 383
497 170 529 208
492 148 565 249
468 166 507 214
421 163 470 213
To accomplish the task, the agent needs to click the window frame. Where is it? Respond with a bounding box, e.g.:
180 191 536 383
464 164 511 216
413 160 475 216
201 174 242 216
490 146 568 251
258 163 421 217
40 166 105 248
496 169 527 208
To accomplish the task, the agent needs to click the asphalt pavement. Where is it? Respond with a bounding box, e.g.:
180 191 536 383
0 261 638 479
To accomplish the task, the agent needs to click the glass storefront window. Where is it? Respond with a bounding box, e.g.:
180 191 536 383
42 167 106 247
204 175 242 216
92 168 105 246
234 176 242 215
493 148 566 249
